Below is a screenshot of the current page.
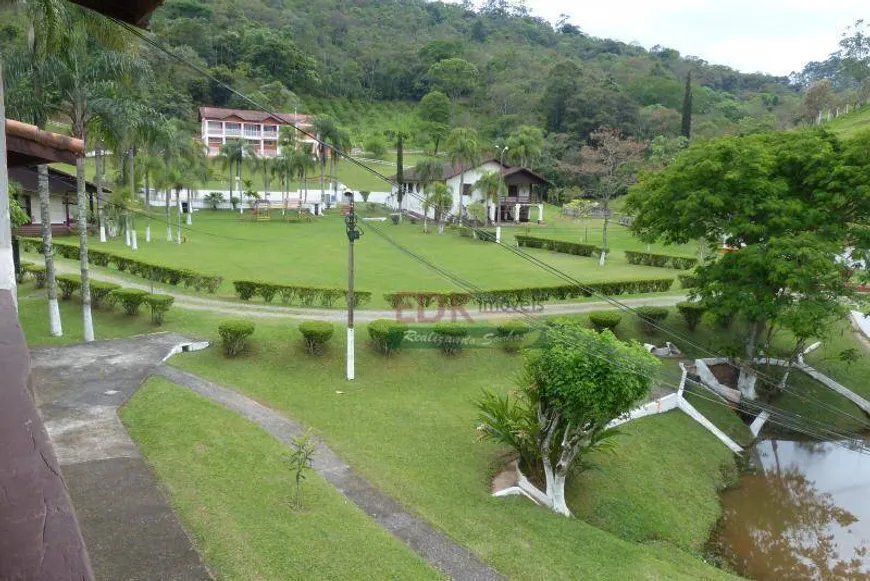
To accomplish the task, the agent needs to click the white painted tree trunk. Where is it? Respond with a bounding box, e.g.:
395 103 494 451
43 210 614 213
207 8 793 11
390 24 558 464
737 367 758 400
38 165 62 337
125 224 131 246
176 188 182 244
551 472 570 516
99 223 106 243
131 229 138 251
186 188 192 225
598 249 606 266
165 189 172 241
145 225 151 243
75 156 94 342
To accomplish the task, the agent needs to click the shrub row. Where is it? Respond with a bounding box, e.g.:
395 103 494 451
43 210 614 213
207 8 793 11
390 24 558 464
589 311 621 332
474 278 675 306
624 250 698 270
232 280 372 308
383 291 473 309
19 237 223 294
678 273 697 289
515 235 599 257
23 263 47 288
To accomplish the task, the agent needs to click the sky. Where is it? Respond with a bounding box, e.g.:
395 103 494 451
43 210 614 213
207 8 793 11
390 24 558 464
520 0 866 76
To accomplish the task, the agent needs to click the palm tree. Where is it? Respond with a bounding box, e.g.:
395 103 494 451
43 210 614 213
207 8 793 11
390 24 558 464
217 140 254 214
412 159 443 232
446 127 480 221
296 145 316 210
329 126 352 204
506 125 544 168
425 181 453 235
3 0 72 337
474 171 502 226
311 116 337 210
386 121 413 221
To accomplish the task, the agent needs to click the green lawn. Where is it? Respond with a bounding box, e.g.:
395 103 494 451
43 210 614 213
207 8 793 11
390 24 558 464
35 209 684 306
122 376 440 581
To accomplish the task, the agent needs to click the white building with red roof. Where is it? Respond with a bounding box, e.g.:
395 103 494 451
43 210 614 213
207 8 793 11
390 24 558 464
199 106 316 158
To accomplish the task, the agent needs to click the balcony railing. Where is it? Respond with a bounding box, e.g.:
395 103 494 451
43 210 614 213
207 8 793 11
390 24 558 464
243 129 261 138
263 130 278 139
225 127 240 137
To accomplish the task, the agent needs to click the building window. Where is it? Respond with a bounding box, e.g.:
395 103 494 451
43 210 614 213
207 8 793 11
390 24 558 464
225 123 241 136
508 185 518 198
462 184 472 196
207 121 222 133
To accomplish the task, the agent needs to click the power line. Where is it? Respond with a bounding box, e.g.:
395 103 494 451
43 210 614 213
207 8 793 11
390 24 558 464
106 16 870 433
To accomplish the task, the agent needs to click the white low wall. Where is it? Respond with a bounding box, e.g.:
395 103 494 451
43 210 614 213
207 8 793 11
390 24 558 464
142 189 393 211
607 393 679 428
758 356 870 416
695 358 742 404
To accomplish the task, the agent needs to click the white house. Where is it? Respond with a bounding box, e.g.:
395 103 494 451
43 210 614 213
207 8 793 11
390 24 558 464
394 158 550 224
199 106 316 158
10 166 101 237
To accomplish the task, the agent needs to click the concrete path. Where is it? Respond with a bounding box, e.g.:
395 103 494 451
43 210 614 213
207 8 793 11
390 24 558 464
154 365 505 581
30 334 212 581
51 261 685 322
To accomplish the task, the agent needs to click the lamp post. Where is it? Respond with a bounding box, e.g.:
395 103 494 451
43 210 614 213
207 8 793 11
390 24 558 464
344 190 361 380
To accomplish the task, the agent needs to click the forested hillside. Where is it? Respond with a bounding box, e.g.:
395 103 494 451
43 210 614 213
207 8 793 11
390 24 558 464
145 0 800 146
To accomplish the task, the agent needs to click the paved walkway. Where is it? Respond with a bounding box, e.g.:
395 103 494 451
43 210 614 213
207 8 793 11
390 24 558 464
52 262 685 322
154 365 505 581
30 334 212 581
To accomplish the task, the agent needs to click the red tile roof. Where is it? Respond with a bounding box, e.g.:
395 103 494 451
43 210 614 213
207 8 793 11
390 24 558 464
199 106 310 126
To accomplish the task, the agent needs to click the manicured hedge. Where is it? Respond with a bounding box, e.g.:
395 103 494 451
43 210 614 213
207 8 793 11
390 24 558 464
368 319 407 355
24 263 46 288
231 280 371 308
18 237 222 294
219 319 255 357
495 321 531 353
145 294 175 325
90 280 120 308
636 306 669 334
299 321 334 354
383 291 473 310
111 288 148 315
624 250 698 270
678 273 697 289
676 301 706 331
515 235 599 257
589 311 621 332
56 274 82 300
433 323 469 355
458 226 495 242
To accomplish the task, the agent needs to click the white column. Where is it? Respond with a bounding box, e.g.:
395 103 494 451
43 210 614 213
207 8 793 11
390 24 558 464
489 204 496 222
538 203 543 224
514 204 520 223
496 226 501 244
346 327 355 380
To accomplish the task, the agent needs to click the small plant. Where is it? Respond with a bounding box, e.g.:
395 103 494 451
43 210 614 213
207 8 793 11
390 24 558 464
360 191 371 203
145 294 175 325
204 191 225 210
636 306 669 334
676 301 706 331
111 288 148 315
56 274 82 300
433 323 469 355
299 321 334 354
495 321 531 353
589 311 622 332
368 319 407 355
259 283 278 303
25 264 47 288
233 280 259 301
390 214 400 225
218 319 256 357
90 280 120 308
285 431 316 510
230 196 240 210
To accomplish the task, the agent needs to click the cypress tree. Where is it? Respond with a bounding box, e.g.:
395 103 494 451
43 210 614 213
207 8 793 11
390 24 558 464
681 72 693 139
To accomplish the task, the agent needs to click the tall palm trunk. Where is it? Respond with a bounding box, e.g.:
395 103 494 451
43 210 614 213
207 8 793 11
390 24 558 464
176 187 182 244
39 164 62 336
319 152 325 212
145 170 151 242
96 147 107 242
75 156 94 341
165 188 172 241
186 188 192 225
227 160 234 210
237 161 243 215
128 148 137 248
458 171 465 221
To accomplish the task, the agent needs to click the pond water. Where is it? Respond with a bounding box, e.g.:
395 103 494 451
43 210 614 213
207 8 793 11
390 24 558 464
713 437 870 580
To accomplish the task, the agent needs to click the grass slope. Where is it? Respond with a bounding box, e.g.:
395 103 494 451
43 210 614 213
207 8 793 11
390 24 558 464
121 376 440 581
825 104 870 139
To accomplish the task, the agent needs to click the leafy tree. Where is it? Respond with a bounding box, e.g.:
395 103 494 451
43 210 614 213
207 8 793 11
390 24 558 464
424 181 453 234
680 72 692 139
412 158 443 232
474 171 502 225
217 139 255 214
838 19 870 101
561 128 646 265
476 322 658 515
386 121 414 220
418 90 451 154
802 80 835 123
362 133 388 158
628 129 870 398
506 125 544 167
542 61 581 132
446 127 481 219
427 58 479 104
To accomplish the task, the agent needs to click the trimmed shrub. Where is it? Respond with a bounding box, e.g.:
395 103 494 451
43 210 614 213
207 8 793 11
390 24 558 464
515 235 598 257
145 294 175 325
678 273 697 289
319 288 344 308
297 287 319 306
25 264 46 288
111 288 148 315
368 319 407 355
233 280 259 301
219 319 255 357
636 306 669 334
258 282 279 303
279 285 296 304
299 321 334 354
676 301 706 331
90 280 120 308
349 291 371 308
625 250 698 270
90 250 111 267
589 311 622 332
433 323 468 355
495 321 531 353
56 274 82 300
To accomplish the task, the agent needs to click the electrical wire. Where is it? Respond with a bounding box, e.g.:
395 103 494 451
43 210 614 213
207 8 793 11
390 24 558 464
106 17 870 434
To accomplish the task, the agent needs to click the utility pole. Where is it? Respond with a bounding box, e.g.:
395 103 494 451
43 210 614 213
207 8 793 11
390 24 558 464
497 145 509 225
344 190 361 380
